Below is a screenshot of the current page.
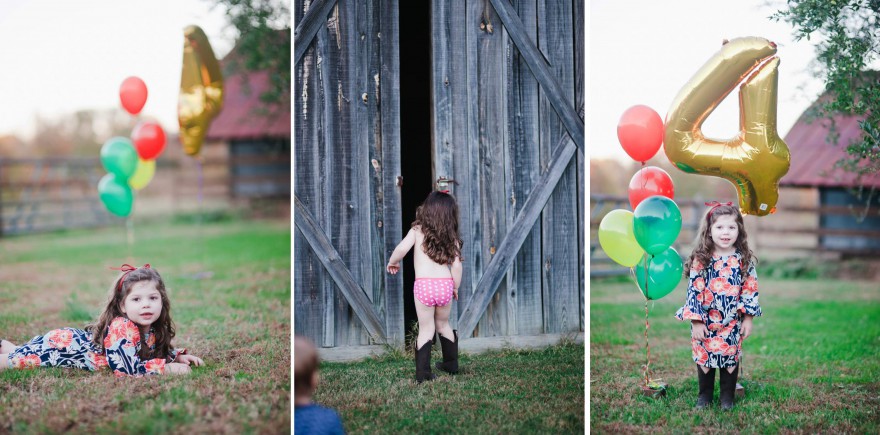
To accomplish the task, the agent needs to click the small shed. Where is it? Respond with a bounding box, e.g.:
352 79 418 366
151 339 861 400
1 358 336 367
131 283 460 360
294 0 584 348
781 107 880 254
205 35 291 203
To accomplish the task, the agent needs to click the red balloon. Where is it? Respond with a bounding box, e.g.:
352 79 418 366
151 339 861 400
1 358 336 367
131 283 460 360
617 105 664 163
119 76 148 115
628 166 674 210
132 121 166 159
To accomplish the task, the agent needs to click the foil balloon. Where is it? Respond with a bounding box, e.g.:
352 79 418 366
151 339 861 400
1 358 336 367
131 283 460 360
664 37 790 216
178 25 223 156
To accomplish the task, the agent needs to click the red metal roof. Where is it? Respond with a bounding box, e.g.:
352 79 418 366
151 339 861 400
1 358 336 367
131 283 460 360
781 109 880 188
205 69 291 140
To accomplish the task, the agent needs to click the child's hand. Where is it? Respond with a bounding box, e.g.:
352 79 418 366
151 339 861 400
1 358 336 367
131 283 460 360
741 315 754 341
691 320 709 341
175 354 205 367
386 262 400 274
165 362 192 375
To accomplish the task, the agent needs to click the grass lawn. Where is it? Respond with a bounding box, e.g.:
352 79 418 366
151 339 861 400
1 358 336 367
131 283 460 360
0 216 290 434
590 275 880 433
315 341 585 434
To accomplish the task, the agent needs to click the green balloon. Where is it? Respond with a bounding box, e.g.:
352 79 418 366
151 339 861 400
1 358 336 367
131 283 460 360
633 195 682 255
98 173 133 217
598 209 644 267
100 137 138 180
635 247 684 300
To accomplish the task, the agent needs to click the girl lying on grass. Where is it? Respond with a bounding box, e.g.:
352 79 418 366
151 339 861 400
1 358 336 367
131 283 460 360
0 264 203 377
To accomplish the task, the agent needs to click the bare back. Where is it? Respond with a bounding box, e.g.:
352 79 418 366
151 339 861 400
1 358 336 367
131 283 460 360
412 227 453 279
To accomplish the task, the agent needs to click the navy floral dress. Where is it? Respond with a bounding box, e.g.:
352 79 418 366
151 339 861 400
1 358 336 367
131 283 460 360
675 252 761 368
6 317 185 377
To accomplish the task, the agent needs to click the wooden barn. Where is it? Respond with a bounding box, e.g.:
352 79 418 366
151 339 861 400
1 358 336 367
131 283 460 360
781 106 880 255
294 0 585 349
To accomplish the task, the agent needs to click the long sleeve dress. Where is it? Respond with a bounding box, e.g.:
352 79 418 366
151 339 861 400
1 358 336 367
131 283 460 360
6 316 186 377
674 252 761 368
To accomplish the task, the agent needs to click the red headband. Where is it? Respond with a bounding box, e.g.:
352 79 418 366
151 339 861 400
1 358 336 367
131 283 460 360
439 190 449 194
705 201 733 221
110 264 151 290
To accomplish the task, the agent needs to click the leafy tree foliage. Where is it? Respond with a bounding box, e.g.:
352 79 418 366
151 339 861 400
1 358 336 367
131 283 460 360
772 1 880 185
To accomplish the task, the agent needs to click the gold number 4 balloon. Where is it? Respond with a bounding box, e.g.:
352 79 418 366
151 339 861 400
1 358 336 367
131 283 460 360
664 37 790 216
178 25 224 157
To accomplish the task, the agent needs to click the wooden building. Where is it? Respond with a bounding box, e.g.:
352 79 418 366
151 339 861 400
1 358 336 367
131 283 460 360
781 105 880 254
294 0 585 347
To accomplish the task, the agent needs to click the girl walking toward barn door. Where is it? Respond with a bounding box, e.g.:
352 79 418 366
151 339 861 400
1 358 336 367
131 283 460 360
675 202 762 410
387 190 463 383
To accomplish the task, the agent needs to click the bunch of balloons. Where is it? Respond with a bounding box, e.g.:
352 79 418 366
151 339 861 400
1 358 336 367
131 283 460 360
98 77 167 217
598 105 683 300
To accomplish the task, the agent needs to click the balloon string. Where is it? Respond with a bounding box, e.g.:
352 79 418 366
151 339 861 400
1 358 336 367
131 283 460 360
126 214 134 263
196 157 204 273
643 254 651 387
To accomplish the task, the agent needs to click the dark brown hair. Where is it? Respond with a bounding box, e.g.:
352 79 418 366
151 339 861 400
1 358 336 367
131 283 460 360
684 205 756 281
294 336 319 398
87 266 175 360
412 191 462 265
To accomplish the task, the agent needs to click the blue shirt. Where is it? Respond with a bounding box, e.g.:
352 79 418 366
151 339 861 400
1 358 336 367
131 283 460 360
295 404 345 435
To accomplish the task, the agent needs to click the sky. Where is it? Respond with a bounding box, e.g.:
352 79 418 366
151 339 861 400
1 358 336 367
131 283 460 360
589 0 826 162
0 0 236 139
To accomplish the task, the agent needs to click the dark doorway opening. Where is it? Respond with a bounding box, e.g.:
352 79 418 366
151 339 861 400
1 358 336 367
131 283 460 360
399 0 432 345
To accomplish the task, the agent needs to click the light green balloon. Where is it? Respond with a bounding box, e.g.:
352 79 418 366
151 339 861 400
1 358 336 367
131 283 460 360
598 209 644 268
635 247 684 300
100 137 138 180
98 173 133 217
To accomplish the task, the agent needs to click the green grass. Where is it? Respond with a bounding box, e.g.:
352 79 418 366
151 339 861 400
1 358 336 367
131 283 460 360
314 342 585 434
0 217 290 434
590 276 880 433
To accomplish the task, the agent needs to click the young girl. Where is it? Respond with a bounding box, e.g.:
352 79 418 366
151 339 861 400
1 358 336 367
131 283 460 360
0 264 203 377
387 191 463 383
675 202 761 410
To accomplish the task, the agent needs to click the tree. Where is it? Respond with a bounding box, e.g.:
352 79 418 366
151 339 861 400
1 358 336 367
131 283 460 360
772 1 880 185
213 0 291 106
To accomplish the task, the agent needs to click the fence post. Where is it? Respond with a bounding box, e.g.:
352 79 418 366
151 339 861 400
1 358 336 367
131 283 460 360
0 158 4 238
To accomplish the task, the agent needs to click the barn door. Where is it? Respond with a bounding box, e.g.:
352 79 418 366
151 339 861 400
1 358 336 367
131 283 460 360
294 0 405 346
430 0 585 338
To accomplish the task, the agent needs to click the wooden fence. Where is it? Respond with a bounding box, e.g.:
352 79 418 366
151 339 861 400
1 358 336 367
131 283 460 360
590 193 880 277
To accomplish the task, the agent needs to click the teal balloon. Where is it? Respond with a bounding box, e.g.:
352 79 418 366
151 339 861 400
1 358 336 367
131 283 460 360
98 173 133 217
633 195 682 255
635 247 684 300
100 137 138 180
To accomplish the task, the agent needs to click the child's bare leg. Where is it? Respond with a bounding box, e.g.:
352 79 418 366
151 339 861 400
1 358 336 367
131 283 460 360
434 304 454 342
415 300 436 348
699 364 710 374
0 354 9 371
726 366 736 374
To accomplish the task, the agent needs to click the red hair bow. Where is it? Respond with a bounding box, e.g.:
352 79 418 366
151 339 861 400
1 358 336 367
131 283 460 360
110 264 151 290
704 201 733 220
439 190 450 194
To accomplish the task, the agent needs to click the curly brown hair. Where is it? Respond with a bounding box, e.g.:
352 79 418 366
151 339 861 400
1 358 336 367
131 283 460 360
684 205 756 281
87 266 176 361
412 191 462 265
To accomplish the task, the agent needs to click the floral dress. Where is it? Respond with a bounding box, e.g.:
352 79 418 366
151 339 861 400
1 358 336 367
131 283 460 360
6 317 185 377
675 252 761 368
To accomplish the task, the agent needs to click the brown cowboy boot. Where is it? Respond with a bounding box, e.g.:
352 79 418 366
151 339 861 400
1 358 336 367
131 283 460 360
719 365 739 410
696 366 715 409
435 330 459 374
414 341 436 383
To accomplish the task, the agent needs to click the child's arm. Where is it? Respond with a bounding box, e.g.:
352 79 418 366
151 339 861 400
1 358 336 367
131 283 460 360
386 229 416 274
451 255 462 300
174 353 205 366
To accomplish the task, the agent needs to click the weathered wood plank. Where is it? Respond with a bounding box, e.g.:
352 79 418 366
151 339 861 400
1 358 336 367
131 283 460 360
574 0 585 331
457 135 577 339
507 0 543 336
488 0 584 150
379 0 404 344
538 0 579 334
476 0 509 338
294 0 339 66
294 196 388 340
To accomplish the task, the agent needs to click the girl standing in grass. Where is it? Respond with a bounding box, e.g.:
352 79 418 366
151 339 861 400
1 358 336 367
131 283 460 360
387 190 463 383
0 264 203 377
675 202 761 410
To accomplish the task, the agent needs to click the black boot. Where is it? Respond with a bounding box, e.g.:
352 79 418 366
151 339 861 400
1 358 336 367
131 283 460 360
435 330 459 374
414 341 436 383
695 366 715 409
719 365 739 410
